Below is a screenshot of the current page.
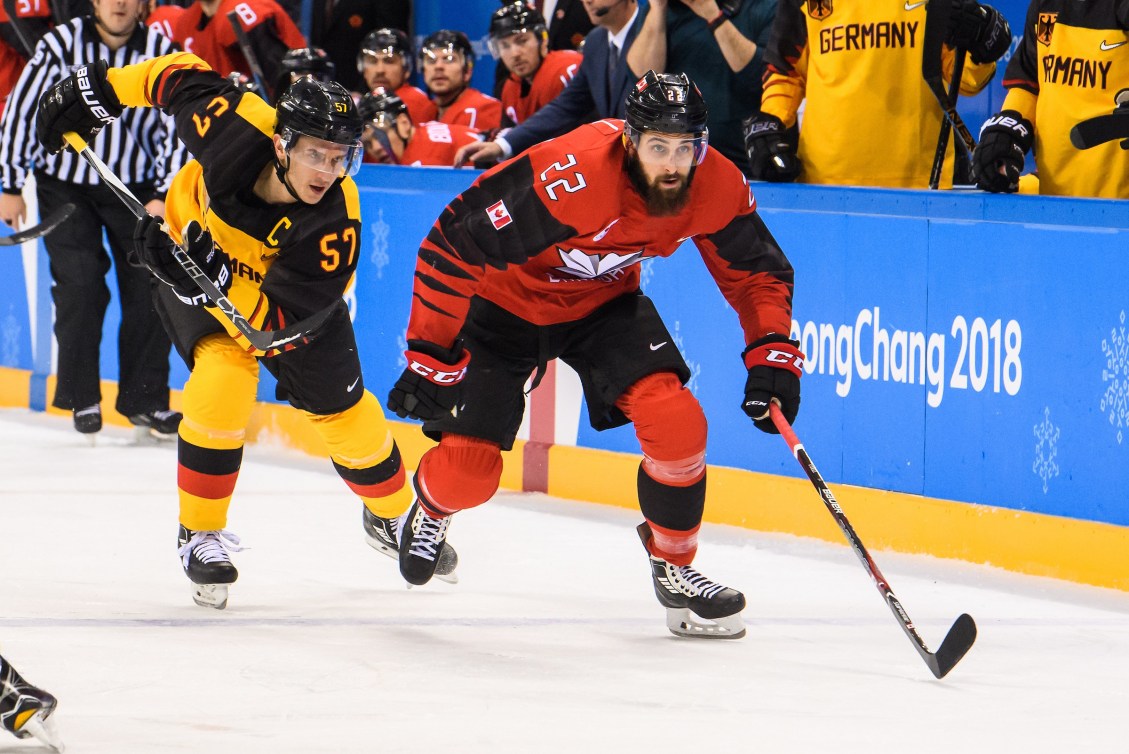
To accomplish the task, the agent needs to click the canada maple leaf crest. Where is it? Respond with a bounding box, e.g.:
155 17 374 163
553 247 644 280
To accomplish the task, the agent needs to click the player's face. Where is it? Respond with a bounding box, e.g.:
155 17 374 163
494 31 545 79
93 0 145 37
278 135 356 203
422 48 470 95
362 52 407 91
626 132 696 216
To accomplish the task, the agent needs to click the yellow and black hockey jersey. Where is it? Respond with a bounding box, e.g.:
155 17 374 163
1001 0 1129 198
761 0 997 188
105 52 362 357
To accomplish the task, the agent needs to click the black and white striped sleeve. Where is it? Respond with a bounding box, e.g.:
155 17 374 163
0 31 63 192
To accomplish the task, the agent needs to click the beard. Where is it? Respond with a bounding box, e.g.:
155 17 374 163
625 152 694 216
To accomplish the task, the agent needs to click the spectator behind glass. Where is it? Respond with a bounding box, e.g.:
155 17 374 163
491 2 583 128
742 0 1009 188
972 0 1129 198
311 0 408 92
456 0 646 168
356 26 437 124
359 87 480 166
627 0 778 171
420 29 503 132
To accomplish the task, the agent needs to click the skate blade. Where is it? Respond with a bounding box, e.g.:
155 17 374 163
21 709 65 753
133 426 176 445
366 536 459 585
665 608 746 640
81 433 97 447
191 583 229 610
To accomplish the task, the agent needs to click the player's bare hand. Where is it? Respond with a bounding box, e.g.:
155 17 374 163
144 198 166 218
455 140 503 167
0 193 27 228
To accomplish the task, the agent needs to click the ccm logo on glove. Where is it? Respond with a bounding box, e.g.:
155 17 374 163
406 348 470 385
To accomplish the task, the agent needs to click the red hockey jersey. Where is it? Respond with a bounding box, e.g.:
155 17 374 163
436 86 502 132
500 49 581 125
400 121 481 166
171 0 305 81
406 119 795 349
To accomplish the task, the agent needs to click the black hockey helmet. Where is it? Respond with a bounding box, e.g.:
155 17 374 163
275 78 364 179
420 29 475 68
488 3 547 56
357 27 412 74
358 87 408 128
624 71 709 164
280 47 336 82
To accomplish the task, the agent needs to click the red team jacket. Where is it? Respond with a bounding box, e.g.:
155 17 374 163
146 4 186 40
406 119 795 349
170 0 305 81
436 86 502 131
396 83 438 124
400 121 481 166
500 49 582 125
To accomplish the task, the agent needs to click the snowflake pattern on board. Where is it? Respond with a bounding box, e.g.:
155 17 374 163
1032 407 1060 494
369 208 390 279
672 321 701 394
1 305 19 367
1100 310 1129 445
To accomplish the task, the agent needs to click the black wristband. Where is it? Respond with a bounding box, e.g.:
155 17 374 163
707 10 729 31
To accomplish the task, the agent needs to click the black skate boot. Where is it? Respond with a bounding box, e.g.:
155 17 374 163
129 409 183 441
637 523 746 640
398 500 454 587
177 525 242 609
0 654 64 752
73 404 101 435
362 505 459 584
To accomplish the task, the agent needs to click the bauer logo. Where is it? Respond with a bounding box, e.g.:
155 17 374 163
487 200 512 230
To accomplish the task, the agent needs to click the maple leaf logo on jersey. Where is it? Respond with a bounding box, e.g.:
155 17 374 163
806 0 832 20
486 200 513 230
1036 12 1057 46
553 248 644 280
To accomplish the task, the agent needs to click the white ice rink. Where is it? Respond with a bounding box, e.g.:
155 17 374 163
1 408 1127 753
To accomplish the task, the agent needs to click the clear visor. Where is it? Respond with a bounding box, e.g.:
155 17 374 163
487 28 541 57
626 124 708 168
420 44 465 67
360 48 407 69
284 132 363 177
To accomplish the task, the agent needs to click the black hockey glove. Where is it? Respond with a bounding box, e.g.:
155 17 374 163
387 339 471 421
131 216 232 306
971 110 1033 193
35 60 124 154
947 0 1011 64
742 113 801 182
741 334 803 434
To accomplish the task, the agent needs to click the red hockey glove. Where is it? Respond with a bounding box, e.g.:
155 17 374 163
742 334 803 434
387 339 471 421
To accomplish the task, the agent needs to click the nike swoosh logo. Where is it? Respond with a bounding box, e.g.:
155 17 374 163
904 0 926 9
1100 40 1127 51
346 376 360 392
649 342 667 351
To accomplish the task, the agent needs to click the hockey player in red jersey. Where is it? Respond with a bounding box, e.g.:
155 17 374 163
420 29 502 132
358 87 480 166
489 2 582 127
1 653 62 752
171 0 306 100
356 27 437 124
386 71 802 640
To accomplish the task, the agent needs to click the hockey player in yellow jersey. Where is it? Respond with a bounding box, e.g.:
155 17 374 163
744 0 1011 187
34 53 458 608
972 0 1129 198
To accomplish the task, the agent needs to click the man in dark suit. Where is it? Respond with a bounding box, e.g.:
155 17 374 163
458 0 646 166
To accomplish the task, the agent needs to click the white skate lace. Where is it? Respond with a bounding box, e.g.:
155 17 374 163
178 529 244 568
74 405 100 419
150 409 179 421
408 510 449 562
670 564 726 600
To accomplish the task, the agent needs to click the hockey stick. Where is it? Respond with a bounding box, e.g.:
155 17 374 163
227 11 269 99
929 47 965 189
1070 89 1129 149
1 0 37 56
922 0 977 158
769 403 977 679
62 131 342 352
0 202 74 245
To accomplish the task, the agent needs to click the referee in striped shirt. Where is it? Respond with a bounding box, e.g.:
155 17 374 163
0 0 188 438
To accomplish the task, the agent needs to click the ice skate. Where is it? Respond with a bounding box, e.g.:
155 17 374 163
397 500 455 587
129 409 182 443
637 523 746 640
73 404 100 446
177 525 242 609
363 505 459 584
0 655 64 752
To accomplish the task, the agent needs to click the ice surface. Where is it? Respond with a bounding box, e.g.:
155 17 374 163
1 409 1127 753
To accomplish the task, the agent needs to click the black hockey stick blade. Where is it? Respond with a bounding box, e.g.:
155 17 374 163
925 613 977 679
0 203 74 245
62 131 341 352
1070 113 1129 149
